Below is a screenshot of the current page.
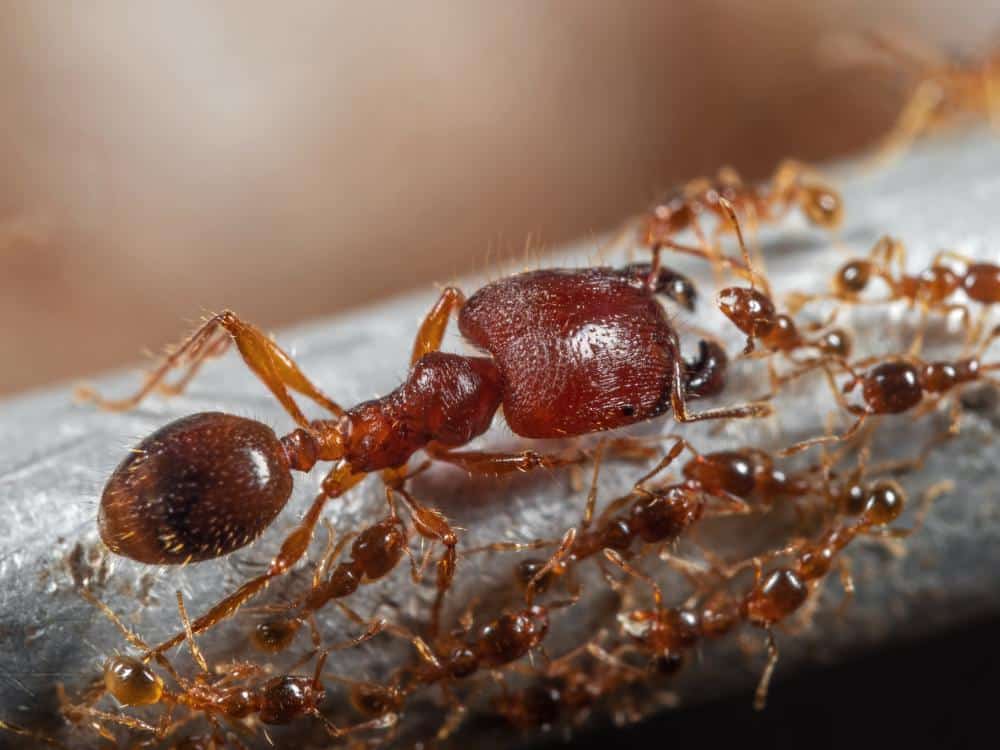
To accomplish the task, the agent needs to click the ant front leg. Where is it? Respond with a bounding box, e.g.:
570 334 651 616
77 310 344 427
411 286 468 364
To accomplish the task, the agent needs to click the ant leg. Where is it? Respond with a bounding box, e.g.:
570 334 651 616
779 411 868 457
836 557 856 618
77 311 344 426
426 444 590 476
604 549 664 609
753 629 780 711
876 78 944 164
525 529 577 605
581 439 607 530
411 286 467 364
392 486 459 635
149 462 367 655
632 435 690 491
0 719 66 749
664 330 773 423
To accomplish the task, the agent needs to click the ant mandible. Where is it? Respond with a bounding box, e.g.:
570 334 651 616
81 257 772 654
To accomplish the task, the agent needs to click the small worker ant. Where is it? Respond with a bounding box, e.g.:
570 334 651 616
598 549 742 679
785 236 982 354
737 476 950 708
82 256 771 655
784 324 1000 455
70 589 394 746
641 160 843 261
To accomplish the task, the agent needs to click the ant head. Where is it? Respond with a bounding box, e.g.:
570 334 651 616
629 484 704 544
798 184 843 230
252 618 301 653
832 260 874 297
717 287 778 340
103 656 163 706
100 412 294 564
817 328 852 358
861 480 905 526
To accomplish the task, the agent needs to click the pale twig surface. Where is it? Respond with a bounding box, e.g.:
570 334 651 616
2 130 1000 747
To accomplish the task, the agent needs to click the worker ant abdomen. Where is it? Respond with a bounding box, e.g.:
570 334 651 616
459 268 680 438
99 412 294 564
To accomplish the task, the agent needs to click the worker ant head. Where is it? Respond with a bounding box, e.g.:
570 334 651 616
798 183 843 230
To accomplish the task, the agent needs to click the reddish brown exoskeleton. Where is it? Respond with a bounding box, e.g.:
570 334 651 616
80 261 770 655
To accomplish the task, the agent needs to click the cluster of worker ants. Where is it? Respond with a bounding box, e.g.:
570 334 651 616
3 33 998 750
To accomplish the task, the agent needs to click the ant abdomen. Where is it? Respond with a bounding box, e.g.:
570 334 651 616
103 656 163 706
859 362 923 414
99 412 294 564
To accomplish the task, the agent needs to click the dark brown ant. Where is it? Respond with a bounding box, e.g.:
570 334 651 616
641 160 843 262
80 258 771 656
735 477 950 708
71 589 394 745
784 324 1000 455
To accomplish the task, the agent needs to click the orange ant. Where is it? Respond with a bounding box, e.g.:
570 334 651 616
80 255 771 656
785 236 980 354
69 589 394 746
641 160 843 264
856 31 1000 163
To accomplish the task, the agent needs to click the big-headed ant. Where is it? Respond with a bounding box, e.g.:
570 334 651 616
80 257 772 655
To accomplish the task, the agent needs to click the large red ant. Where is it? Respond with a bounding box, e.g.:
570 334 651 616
80 258 771 655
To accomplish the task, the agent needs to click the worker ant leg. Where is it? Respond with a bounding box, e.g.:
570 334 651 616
753 629 780 711
663 329 773 423
149 462 368 656
426 443 592 476
77 311 344 427
411 286 468 364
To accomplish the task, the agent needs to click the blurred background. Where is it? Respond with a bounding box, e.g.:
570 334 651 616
0 1 994 396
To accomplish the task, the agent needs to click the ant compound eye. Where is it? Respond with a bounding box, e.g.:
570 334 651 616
104 656 163 706
99 412 294 564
